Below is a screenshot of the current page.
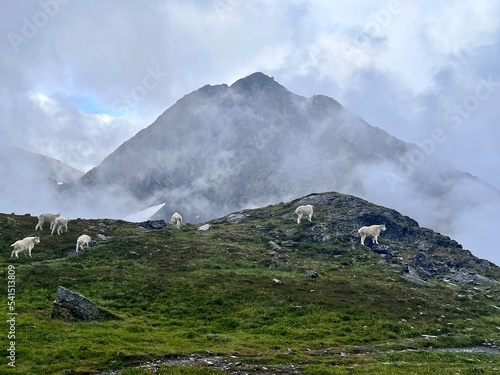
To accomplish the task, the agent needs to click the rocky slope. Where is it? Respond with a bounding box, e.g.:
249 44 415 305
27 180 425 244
212 191 500 285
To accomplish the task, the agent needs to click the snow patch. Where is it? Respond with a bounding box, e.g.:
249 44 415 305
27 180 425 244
123 203 166 222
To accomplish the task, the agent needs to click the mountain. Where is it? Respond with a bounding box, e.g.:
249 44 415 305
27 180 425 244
1 191 499 373
74 72 500 263
0 145 84 213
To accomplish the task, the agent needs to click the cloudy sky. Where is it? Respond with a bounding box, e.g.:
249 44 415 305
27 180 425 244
1 1 499 261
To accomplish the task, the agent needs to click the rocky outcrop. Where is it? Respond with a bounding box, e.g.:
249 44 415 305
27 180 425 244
403 251 500 286
216 192 500 283
52 286 117 321
139 219 167 229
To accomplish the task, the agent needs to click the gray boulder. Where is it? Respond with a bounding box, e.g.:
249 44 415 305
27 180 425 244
370 244 397 257
53 286 102 321
304 270 319 278
139 220 167 229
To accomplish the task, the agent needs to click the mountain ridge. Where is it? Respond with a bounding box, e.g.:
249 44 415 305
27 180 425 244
0 145 84 214
68 72 499 264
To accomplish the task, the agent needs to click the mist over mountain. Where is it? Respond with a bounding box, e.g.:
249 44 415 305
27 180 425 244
0 145 84 214
69 72 498 263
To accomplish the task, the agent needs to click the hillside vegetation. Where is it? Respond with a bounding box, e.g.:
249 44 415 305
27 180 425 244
1 192 499 374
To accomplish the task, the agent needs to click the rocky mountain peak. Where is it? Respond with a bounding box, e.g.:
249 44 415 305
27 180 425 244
71 72 500 266
229 72 288 96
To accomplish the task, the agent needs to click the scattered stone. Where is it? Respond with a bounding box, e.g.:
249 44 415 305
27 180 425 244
102 219 125 226
97 234 108 241
281 240 299 247
226 213 247 223
128 251 140 256
304 270 319 278
282 228 298 237
197 223 210 231
269 241 281 251
139 220 167 229
273 278 282 284
401 266 433 287
370 244 397 257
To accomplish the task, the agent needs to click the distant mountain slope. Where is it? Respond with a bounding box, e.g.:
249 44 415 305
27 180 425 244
74 72 499 264
79 72 417 212
0 145 84 213
0 145 84 183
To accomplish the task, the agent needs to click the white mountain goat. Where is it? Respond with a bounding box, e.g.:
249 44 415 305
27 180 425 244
171 212 182 229
35 212 60 231
51 216 69 235
358 224 386 246
76 234 91 252
10 236 40 258
295 205 313 224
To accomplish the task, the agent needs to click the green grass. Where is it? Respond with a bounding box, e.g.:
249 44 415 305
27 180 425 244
0 210 499 374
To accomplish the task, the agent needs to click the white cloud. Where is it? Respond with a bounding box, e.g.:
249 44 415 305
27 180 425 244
0 0 499 263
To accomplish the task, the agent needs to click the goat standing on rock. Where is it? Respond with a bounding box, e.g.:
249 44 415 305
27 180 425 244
295 205 313 224
358 224 386 246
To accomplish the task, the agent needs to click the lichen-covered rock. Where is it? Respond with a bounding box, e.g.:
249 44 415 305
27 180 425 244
53 286 101 321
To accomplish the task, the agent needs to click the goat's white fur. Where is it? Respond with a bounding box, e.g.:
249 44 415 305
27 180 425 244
51 216 69 235
35 212 60 231
76 234 91 252
358 224 386 246
10 236 40 258
171 212 182 229
295 205 313 224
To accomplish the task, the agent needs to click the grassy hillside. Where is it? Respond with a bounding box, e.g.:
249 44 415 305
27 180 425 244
1 192 499 374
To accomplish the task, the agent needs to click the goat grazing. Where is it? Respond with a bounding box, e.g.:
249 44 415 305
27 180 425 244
35 212 60 231
171 212 182 229
295 205 313 224
358 224 386 246
76 234 91 252
11 236 40 258
51 216 69 235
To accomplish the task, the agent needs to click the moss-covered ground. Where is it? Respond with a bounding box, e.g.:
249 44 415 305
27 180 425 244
0 206 499 374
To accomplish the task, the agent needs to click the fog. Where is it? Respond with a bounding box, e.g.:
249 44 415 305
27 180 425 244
0 1 499 265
